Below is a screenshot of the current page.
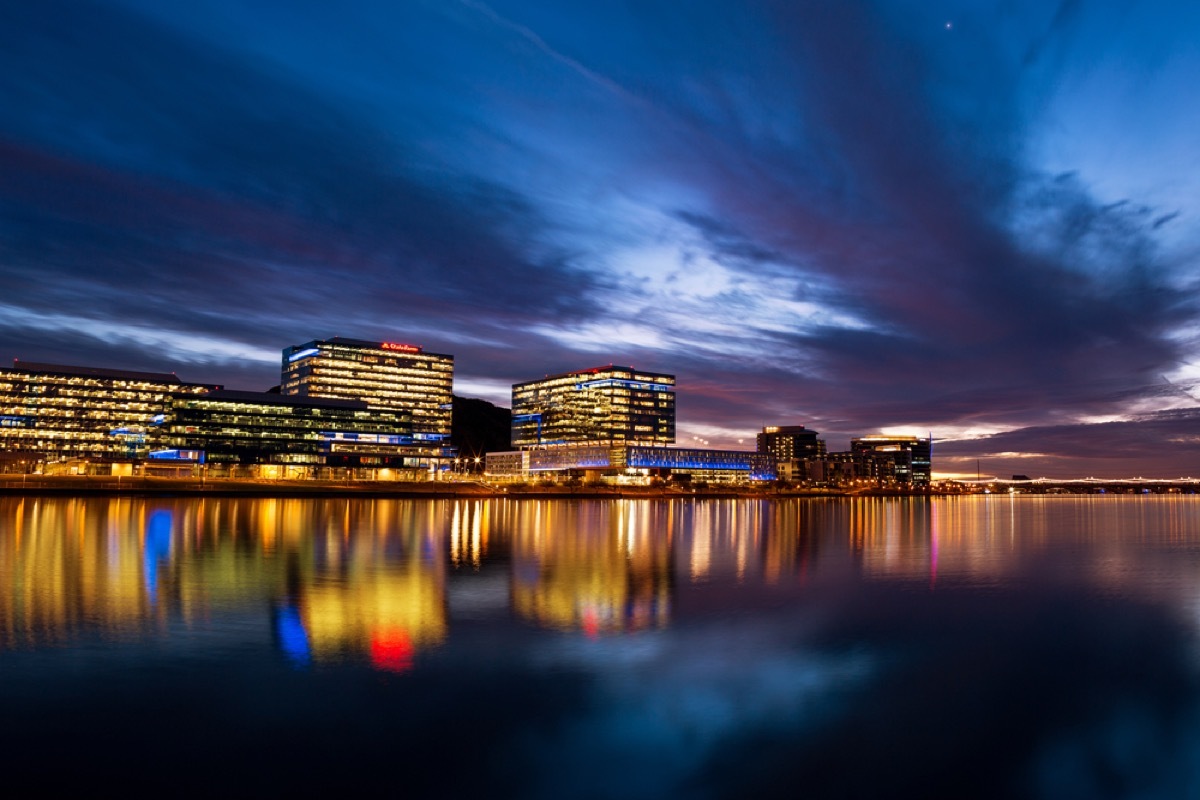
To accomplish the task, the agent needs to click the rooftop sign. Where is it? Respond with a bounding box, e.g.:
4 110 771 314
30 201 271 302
381 342 421 353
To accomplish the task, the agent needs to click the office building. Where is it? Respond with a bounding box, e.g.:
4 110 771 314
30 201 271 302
281 337 454 441
511 365 675 448
486 443 775 482
757 425 826 463
0 361 217 463
164 390 425 467
850 435 933 486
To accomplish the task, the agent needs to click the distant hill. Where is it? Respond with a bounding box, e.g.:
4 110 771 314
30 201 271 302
451 395 511 459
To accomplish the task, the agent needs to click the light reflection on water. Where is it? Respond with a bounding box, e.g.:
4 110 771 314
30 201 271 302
4 495 1200 797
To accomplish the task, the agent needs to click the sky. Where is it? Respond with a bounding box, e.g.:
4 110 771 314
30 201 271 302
2 0 1199 478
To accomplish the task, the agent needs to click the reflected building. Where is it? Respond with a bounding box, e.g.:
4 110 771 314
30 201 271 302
509 502 673 634
0 496 448 672
290 553 446 672
0 498 178 647
238 499 449 670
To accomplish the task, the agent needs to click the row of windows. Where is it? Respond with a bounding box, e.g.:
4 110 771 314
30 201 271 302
287 357 451 375
292 363 453 380
0 379 208 393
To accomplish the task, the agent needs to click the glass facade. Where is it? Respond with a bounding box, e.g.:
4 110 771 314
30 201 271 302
511 366 675 448
757 425 826 462
281 338 453 440
166 390 424 467
628 446 777 480
490 444 774 481
850 436 933 486
0 362 217 462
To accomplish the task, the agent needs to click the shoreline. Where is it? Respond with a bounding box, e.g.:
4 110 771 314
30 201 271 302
0 474 942 499
1 475 1191 498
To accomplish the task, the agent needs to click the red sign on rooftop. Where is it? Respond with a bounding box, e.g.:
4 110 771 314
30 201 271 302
381 342 420 353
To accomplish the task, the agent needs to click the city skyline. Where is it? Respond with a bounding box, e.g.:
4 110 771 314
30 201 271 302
2 1 1199 478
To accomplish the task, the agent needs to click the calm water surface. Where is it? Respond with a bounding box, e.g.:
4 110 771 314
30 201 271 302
3 495 1200 798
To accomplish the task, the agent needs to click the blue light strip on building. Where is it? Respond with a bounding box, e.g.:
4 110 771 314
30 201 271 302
628 454 754 470
575 379 673 392
319 432 414 445
148 449 206 463
287 347 320 363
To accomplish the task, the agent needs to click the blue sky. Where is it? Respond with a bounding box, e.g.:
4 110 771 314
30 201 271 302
2 0 1198 476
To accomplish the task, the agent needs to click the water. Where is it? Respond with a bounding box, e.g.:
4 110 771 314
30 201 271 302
3 495 1200 797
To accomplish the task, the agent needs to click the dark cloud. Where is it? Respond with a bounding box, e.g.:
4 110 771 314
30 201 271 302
0 0 600 380
935 408 1200 477
1153 211 1182 230
681 2 1191 437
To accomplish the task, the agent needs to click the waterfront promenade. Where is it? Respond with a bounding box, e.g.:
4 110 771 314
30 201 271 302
0 474 822 498
1 474 1196 498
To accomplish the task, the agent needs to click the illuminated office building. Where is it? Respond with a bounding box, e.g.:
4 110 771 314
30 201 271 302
850 435 933 486
511 365 675 447
165 390 424 467
486 443 775 482
281 338 453 441
0 361 217 462
757 425 826 462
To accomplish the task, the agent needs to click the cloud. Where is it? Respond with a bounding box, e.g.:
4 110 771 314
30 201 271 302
935 408 1200 477
0 0 602 384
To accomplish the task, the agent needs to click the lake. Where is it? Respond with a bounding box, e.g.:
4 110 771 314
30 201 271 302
2 494 1200 798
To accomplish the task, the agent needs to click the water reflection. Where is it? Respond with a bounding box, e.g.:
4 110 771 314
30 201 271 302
5 496 1200 661
7 496 1200 796
509 501 672 635
0 497 451 666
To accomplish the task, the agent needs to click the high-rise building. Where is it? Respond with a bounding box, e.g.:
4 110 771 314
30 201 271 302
511 365 675 448
757 425 826 463
281 337 454 441
850 435 933 486
0 361 217 462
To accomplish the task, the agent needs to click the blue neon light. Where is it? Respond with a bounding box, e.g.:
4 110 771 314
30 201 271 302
319 432 414 445
287 347 320 363
0 415 31 427
629 455 754 470
148 449 205 463
151 414 166 425
575 379 672 392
